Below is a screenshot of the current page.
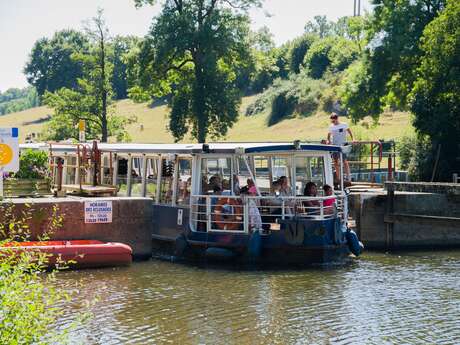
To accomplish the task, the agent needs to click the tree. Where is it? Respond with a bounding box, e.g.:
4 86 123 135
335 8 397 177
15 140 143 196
344 0 446 120
410 0 460 180
131 0 261 143
110 36 140 100
288 34 317 74
43 9 134 142
304 15 334 38
24 30 89 97
303 37 335 79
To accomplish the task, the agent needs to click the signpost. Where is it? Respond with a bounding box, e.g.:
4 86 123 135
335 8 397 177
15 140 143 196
0 128 19 197
79 119 86 142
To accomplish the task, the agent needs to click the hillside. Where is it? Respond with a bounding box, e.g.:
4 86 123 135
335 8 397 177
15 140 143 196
0 96 413 143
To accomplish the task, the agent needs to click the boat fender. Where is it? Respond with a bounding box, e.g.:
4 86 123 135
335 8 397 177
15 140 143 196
346 229 363 256
248 229 262 259
205 247 236 259
174 234 189 257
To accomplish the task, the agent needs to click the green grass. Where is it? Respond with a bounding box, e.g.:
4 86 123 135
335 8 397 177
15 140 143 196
0 96 414 143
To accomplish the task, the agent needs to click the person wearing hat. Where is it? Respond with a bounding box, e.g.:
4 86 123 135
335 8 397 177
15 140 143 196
327 113 354 181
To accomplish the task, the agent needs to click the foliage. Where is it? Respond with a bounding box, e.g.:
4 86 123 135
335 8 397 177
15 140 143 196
288 34 317 74
303 37 335 79
338 58 380 120
130 0 260 143
397 134 437 181
342 0 447 120
12 149 49 179
0 202 81 344
24 30 90 97
43 10 135 142
0 87 39 115
410 0 460 180
304 15 335 38
248 73 328 125
110 35 140 100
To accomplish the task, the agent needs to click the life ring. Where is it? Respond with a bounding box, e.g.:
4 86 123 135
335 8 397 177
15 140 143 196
213 198 243 231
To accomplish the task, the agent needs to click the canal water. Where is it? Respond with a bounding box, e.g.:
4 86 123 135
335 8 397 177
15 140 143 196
54 251 460 344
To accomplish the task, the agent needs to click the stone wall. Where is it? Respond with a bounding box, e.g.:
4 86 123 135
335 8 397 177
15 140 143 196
0 197 153 259
349 190 460 250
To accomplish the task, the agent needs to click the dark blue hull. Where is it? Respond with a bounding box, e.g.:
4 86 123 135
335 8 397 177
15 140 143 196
151 205 352 266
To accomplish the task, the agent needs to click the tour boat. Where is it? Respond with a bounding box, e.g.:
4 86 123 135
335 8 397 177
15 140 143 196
1 240 132 268
22 141 363 266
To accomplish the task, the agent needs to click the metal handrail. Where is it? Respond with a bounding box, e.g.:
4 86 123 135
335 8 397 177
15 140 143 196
190 194 346 233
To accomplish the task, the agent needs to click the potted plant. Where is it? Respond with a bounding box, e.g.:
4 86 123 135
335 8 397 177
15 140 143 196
4 149 51 197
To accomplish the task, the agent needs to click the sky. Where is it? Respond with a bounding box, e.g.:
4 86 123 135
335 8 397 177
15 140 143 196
0 0 371 92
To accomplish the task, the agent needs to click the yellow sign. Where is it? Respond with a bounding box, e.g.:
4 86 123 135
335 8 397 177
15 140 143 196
0 143 13 166
79 119 86 131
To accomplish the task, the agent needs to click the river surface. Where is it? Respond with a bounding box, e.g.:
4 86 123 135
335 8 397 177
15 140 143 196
54 251 460 345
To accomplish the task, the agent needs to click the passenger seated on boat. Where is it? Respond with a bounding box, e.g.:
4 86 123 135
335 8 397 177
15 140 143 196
278 176 294 217
261 180 283 229
208 175 222 194
322 184 336 215
241 186 262 231
232 174 240 195
302 182 320 215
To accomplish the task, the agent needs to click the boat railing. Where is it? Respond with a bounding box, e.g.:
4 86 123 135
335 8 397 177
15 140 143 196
190 194 346 233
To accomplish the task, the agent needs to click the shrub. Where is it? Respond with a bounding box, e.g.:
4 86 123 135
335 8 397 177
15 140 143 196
288 34 317 74
268 90 298 126
12 148 49 179
0 203 84 344
303 37 335 79
397 134 436 181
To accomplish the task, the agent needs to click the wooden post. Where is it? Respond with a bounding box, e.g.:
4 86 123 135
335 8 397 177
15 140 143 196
385 183 395 250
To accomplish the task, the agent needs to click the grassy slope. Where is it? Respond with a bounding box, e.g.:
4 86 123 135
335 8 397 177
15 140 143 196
0 96 414 143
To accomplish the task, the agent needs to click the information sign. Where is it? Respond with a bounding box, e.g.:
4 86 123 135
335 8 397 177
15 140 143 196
84 200 113 224
0 128 19 197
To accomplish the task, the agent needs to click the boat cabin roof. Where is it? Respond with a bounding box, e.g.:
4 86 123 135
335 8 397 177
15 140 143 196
20 142 342 155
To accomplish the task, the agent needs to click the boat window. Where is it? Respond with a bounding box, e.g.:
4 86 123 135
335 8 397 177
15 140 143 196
176 158 192 206
146 157 159 200
159 158 175 204
200 158 232 194
271 157 290 181
254 156 271 194
233 157 252 194
295 156 326 195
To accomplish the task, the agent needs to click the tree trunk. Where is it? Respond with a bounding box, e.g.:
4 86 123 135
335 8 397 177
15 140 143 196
193 58 207 143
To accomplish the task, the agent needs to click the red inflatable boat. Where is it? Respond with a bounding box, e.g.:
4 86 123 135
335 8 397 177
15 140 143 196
1 240 132 269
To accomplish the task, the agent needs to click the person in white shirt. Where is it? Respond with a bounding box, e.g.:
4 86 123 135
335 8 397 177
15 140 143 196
327 113 354 181
243 185 262 231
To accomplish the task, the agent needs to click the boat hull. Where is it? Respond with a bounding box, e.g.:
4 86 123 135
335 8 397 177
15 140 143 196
152 212 353 267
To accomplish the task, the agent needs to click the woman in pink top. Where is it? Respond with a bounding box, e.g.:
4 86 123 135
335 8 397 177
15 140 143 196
322 184 336 214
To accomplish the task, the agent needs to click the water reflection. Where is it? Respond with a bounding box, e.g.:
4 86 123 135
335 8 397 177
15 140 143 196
54 251 460 344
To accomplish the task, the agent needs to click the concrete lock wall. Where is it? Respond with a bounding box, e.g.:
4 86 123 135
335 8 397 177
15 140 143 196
0 197 153 259
349 191 460 250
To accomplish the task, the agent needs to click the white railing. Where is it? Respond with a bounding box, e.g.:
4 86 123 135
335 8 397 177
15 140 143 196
190 194 346 233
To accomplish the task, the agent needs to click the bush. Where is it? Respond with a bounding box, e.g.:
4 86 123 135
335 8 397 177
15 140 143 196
303 37 335 79
288 34 317 74
268 90 298 126
0 203 84 344
397 134 436 181
12 148 49 179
